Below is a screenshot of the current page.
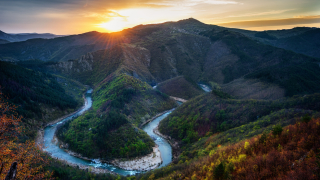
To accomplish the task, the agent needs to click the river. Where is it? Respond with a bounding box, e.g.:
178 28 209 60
199 84 211 92
43 89 174 176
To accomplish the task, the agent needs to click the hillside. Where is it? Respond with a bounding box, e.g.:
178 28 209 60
159 92 320 144
0 31 124 62
156 76 204 100
57 74 177 159
200 29 320 97
1 20 319 100
0 61 85 138
0 38 9 44
41 20 320 99
138 117 320 179
232 27 320 58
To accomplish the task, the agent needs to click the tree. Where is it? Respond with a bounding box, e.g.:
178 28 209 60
272 124 283 136
0 91 52 179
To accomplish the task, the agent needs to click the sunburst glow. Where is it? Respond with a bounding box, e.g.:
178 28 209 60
97 18 127 32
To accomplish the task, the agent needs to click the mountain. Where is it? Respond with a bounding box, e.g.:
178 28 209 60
0 31 125 62
0 38 10 44
31 19 319 99
231 27 320 58
0 30 61 42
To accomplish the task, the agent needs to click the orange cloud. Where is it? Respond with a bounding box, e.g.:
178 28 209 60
218 15 320 28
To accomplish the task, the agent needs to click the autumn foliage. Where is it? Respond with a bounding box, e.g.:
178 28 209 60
0 91 52 179
159 118 320 180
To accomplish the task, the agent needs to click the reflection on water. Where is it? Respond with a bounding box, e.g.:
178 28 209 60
43 90 173 176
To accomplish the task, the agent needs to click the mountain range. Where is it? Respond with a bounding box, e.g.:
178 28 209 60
1 18 320 179
0 30 62 43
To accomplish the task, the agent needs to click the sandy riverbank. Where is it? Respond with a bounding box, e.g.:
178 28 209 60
153 126 180 161
111 145 162 171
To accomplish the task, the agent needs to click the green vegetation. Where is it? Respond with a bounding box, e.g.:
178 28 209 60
272 124 283 136
47 158 120 180
57 74 176 159
0 61 84 137
57 118 154 158
137 117 320 180
211 89 232 99
156 76 204 100
159 92 320 145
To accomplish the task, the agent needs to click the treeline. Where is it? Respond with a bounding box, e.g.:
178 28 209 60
0 61 78 119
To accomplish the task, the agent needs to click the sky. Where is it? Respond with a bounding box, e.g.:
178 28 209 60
0 0 319 34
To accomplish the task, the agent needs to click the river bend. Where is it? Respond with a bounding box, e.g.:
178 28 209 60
43 89 173 176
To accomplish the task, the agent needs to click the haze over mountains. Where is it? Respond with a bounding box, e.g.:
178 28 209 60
1 18 320 179
0 30 62 43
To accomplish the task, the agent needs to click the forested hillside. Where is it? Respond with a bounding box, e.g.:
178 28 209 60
138 117 320 179
0 61 85 137
159 92 320 144
57 74 177 159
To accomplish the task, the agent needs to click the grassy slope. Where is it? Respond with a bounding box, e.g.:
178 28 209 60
156 76 204 100
57 74 177 159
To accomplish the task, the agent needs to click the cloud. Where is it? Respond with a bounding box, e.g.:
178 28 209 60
218 15 320 28
227 9 295 18
184 0 239 6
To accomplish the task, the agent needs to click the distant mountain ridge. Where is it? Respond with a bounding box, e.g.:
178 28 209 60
0 30 62 42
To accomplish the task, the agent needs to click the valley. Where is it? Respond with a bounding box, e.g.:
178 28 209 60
0 18 320 180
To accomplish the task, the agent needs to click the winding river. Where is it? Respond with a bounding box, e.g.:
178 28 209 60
43 89 174 176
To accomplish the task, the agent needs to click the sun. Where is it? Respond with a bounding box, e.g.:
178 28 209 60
98 18 127 32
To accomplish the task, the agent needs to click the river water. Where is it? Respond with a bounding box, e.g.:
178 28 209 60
199 84 211 92
43 89 174 176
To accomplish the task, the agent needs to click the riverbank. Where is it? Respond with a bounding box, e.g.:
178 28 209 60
111 145 162 171
153 126 180 162
139 110 171 128
35 93 88 146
